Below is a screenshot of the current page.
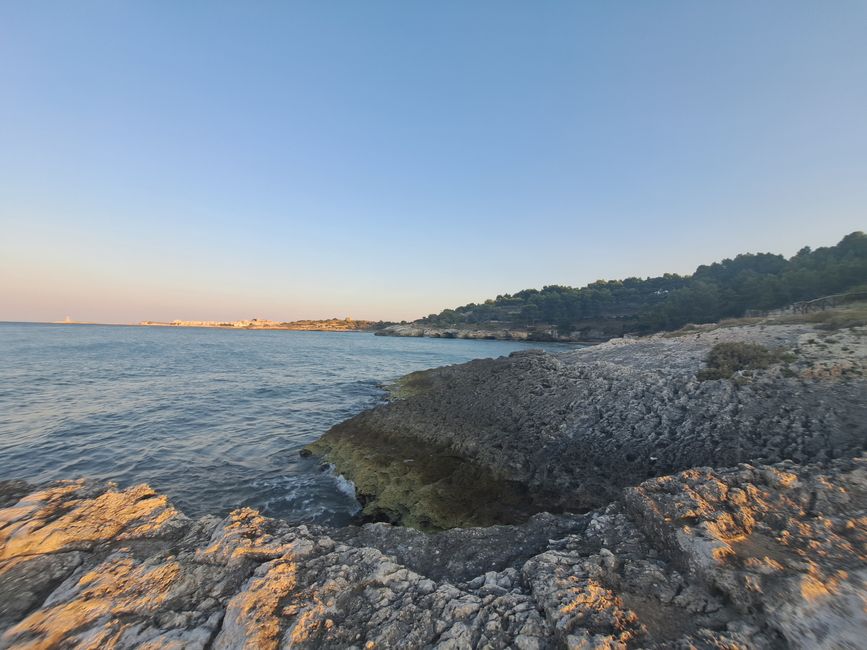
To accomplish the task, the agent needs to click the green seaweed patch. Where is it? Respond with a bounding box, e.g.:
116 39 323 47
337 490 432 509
697 342 792 381
386 370 436 400
304 420 547 531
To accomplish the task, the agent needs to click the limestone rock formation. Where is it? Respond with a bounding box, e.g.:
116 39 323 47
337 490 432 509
309 322 866 528
1 455 865 649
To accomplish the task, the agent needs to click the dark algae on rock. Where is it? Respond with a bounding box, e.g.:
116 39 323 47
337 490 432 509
305 420 542 530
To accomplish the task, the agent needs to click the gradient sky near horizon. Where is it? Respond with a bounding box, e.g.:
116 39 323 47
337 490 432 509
1 2 866 323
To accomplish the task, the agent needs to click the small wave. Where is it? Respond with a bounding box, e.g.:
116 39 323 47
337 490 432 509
330 468 359 500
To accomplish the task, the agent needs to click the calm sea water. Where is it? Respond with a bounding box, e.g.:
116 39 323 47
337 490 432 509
0 323 575 525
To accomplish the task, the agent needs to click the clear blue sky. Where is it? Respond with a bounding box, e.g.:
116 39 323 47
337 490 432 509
1 2 865 323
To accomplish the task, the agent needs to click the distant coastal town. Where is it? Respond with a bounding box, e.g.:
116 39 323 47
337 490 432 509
137 317 390 332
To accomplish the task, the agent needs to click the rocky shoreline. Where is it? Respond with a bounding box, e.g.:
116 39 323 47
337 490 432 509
375 323 607 343
1 318 865 648
311 321 866 529
1 456 864 648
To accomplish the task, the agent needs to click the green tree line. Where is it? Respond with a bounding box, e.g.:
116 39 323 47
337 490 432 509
419 232 867 336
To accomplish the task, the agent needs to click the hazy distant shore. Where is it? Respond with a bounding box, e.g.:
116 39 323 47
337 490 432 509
2 319 385 332
138 317 391 332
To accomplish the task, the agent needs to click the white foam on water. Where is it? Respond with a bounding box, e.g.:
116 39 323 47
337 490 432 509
328 466 361 512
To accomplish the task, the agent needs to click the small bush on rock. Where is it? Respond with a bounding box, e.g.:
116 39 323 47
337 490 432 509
698 342 787 380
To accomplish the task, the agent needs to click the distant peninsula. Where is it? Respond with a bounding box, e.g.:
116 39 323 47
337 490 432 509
378 231 867 343
138 317 392 332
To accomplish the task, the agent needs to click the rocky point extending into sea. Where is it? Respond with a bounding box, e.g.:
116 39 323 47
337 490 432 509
375 323 606 343
1 316 865 648
312 320 866 530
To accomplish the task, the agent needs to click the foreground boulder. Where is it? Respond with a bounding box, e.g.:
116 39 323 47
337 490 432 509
308 322 866 528
1 455 865 649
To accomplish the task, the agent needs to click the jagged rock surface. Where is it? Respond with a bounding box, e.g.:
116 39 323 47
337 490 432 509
310 323 866 527
1 456 865 649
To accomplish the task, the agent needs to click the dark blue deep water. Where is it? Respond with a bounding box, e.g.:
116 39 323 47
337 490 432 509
0 323 574 525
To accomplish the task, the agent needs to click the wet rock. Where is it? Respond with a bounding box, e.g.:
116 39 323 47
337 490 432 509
0 483 31 510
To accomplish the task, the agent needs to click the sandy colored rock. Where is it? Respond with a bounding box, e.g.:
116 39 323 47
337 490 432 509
1 456 865 648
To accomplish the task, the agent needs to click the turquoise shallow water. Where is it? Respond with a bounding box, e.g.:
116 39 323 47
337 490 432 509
0 323 576 525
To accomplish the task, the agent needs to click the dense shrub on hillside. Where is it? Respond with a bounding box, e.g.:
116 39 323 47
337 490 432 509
697 342 788 381
419 232 867 335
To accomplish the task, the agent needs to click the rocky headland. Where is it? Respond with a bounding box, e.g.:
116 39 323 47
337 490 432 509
310 320 866 530
1 316 865 648
375 324 606 343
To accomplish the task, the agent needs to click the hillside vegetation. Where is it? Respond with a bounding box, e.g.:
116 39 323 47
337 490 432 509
418 231 867 338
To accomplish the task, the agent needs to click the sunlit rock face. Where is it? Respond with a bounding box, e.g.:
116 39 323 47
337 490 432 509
1 456 864 649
